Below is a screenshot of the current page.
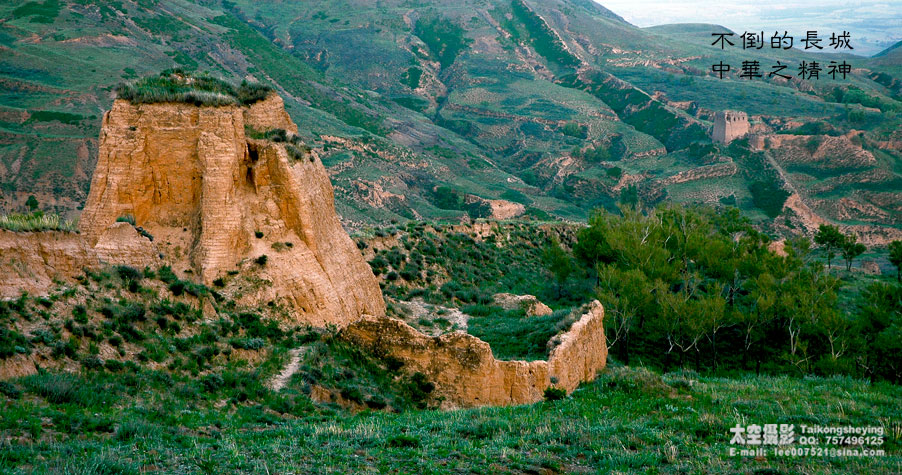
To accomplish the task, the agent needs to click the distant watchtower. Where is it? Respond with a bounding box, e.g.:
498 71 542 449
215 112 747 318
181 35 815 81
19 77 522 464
712 110 749 144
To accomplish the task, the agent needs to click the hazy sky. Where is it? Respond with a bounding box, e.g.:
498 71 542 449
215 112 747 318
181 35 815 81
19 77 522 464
596 0 902 56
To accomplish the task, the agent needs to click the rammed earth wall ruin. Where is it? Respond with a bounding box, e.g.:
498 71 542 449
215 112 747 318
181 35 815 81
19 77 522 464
340 301 608 408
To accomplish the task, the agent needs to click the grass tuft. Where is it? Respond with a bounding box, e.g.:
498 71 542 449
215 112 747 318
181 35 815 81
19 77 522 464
0 212 77 232
116 69 273 106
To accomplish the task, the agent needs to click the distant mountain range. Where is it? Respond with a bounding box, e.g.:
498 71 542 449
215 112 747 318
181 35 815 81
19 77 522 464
1 0 899 237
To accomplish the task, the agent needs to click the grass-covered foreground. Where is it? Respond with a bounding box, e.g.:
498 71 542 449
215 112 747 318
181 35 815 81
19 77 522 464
0 364 898 474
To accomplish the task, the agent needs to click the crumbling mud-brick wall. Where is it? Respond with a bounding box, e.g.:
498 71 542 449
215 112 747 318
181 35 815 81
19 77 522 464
340 301 607 409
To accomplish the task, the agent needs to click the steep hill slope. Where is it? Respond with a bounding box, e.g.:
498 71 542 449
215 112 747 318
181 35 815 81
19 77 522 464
1 0 900 235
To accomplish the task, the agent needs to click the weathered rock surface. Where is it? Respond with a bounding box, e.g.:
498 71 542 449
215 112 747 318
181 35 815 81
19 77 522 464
2 94 385 327
493 292 553 317
0 230 98 299
340 301 607 408
78 94 384 326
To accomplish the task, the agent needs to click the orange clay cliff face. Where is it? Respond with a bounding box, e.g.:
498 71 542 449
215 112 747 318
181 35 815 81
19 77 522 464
2 94 385 327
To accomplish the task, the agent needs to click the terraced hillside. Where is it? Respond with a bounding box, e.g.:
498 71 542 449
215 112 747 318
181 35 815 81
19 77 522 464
1 0 900 237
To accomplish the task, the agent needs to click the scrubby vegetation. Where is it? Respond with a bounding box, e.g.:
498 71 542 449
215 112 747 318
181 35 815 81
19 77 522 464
245 126 312 161
116 69 273 106
0 211 77 233
0 210 900 472
414 17 470 70
572 204 901 382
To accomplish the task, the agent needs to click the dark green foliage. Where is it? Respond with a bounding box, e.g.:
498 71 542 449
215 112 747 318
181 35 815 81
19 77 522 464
429 186 465 211
830 85 901 113
414 18 470 69
557 72 708 152
104 359 124 372
889 241 902 282
168 281 186 296
543 237 574 298
571 204 899 379
12 0 60 23
786 121 842 136
582 146 612 163
246 128 310 162
748 180 790 218
115 265 142 283
560 122 587 139
72 305 88 324
387 435 420 448
25 110 84 125
510 0 579 68
401 67 422 89
0 381 21 399
229 337 265 350
618 184 639 207
299 340 436 411
116 70 273 106
543 386 566 401
499 189 532 205
467 306 569 360
23 372 113 406
25 195 39 211
255 231 264 238
841 235 866 271
0 327 30 359
157 266 178 285
814 224 845 269
82 355 105 370
255 255 268 266
402 372 434 409
856 282 902 382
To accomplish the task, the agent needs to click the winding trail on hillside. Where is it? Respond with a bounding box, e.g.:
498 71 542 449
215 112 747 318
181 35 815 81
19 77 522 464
268 346 310 391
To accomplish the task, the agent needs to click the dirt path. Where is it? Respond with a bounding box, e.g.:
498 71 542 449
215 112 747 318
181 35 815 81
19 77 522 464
268 346 310 391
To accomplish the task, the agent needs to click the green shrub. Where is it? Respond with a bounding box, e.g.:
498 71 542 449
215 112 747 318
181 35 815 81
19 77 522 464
157 266 178 285
0 327 30 359
749 180 790 218
230 338 265 350
115 265 142 283
104 359 124 372
81 355 104 370
0 381 22 399
387 434 420 448
24 373 102 406
115 215 136 225
168 281 186 296
544 386 566 401
255 255 268 266
72 305 88 324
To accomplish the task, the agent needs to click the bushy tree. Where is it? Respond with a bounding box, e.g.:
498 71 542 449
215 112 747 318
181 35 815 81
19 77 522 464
889 240 902 282
814 224 844 269
840 234 866 272
542 237 574 298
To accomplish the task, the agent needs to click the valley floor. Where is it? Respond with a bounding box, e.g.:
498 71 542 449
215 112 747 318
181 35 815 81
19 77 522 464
1 365 899 474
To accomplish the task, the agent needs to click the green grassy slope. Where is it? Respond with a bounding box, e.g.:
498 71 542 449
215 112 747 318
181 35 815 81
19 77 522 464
1 364 898 473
